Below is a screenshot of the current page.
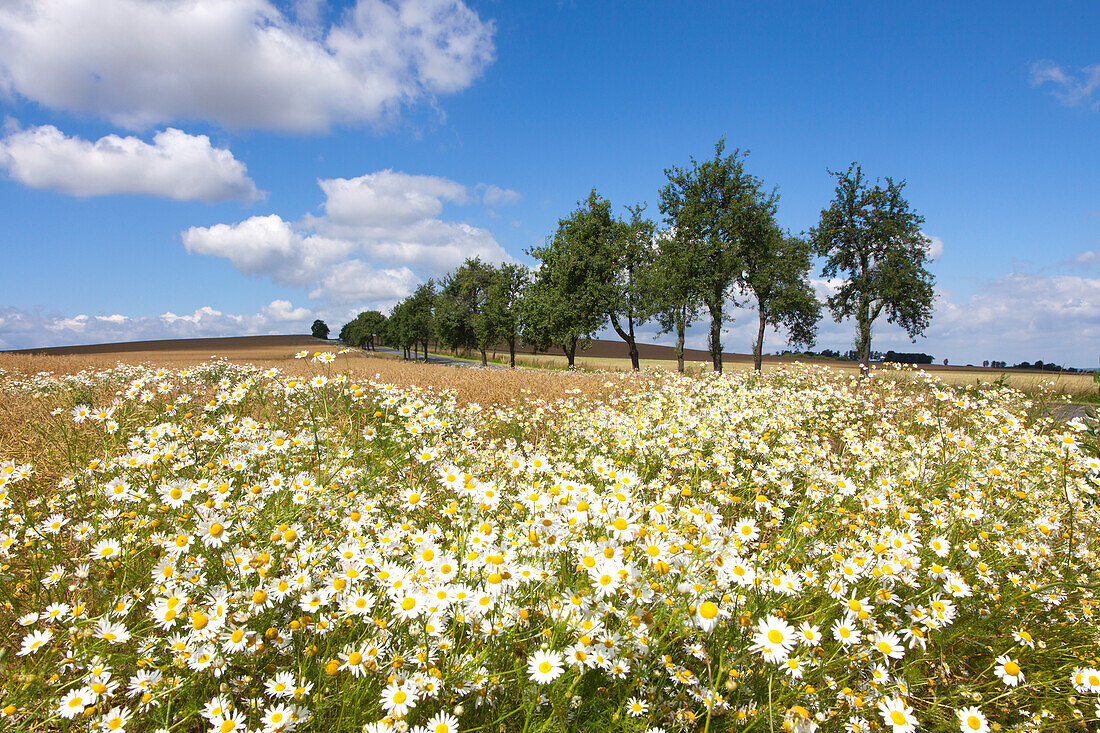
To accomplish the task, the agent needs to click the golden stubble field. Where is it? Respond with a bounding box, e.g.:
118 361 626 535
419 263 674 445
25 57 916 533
0 338 628 481
6 334 1093 402
446 349 1097 404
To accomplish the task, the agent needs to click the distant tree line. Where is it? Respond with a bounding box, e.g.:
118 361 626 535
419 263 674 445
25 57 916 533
983 359 1083 373
328 140 938 373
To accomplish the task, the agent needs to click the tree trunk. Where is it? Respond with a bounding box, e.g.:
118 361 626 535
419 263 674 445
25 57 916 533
753 306 767 372
609 313 641 371
626 313 639 371
709 307 723 373
676 309 686 373
508 337 516 369
565 336 578 368
479 348 487 367
857 317 872 377
413 343 418 360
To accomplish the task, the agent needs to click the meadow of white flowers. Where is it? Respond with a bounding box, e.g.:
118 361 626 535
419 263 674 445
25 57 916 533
1 353 1098 733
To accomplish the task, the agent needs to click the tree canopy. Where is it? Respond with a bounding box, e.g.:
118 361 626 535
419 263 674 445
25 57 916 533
435 258 500 367
808 163 935 370
339 311 386 349
522 190 617 368
739 215 820 370
659 139 776 372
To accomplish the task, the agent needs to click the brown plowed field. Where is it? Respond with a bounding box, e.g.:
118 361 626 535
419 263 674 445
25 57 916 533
5 334 328 356
2 334 1084 375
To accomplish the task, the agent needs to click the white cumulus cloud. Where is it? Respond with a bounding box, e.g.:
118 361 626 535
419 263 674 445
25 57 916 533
184 170 512 306
1029 60 1100 110
922 233 944 260
480 183 521 206
0 0 496 132
319 170 467 227
0 124 262 202
1072 251 1100 269
183 215 355 287
309 260 417 304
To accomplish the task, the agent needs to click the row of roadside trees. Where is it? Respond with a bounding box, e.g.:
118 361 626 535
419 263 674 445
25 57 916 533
339 139 936 373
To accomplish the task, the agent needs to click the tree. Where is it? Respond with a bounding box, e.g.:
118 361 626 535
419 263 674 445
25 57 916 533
435 258 498 367
660 139 774 372
360 311 387 349
384 299 415 359
384 285 435 361
809 163 935 372
604 203 655 371
643 228 704 373
408 282 437 360
311 319 329 340
739 215 820 371
339 311 386 349
522 191 616 368
485 262 529 368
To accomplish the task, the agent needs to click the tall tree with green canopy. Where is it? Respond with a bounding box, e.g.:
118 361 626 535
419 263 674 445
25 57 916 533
641 227 704 373
808 163 935 372
408 281 437 360
359 310 387 350
603 203 655 371
435 257 498 367
522 190 613 368
311 319 329 340
659 139 775 372
384 299 414 359
485 262 529 368
739 215 821 371
339 310 386 349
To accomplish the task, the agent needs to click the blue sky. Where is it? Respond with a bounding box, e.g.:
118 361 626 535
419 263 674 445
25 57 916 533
0 0 1097 366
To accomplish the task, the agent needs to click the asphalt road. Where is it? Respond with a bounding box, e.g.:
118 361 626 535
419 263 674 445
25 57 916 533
1050 404 1097 422
367 346 510 370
